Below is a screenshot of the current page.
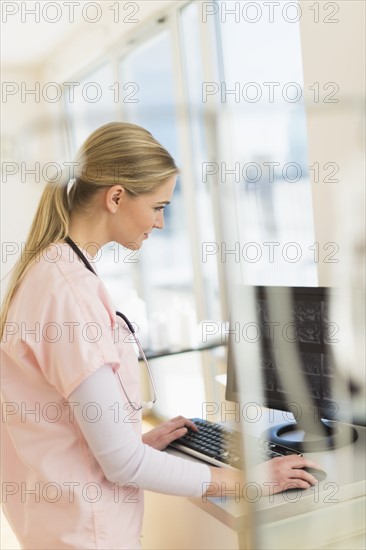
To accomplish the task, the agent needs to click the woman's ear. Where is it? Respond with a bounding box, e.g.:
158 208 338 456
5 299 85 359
105 185 125 213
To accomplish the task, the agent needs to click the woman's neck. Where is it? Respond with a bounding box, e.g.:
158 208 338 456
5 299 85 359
67 216 109 258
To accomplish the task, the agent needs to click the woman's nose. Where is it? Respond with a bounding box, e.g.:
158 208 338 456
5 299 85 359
154 210 164 229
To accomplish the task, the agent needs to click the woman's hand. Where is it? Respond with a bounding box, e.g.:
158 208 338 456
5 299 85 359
252 455 322 494
142 416 198 451
204 455 322 499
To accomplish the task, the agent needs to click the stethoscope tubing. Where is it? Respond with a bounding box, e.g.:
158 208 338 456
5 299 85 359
64 237 157 410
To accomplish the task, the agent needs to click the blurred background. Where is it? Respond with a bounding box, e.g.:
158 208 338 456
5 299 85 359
1 1 365 549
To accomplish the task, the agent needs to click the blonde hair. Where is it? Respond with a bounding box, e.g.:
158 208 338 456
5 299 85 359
1 122 178 339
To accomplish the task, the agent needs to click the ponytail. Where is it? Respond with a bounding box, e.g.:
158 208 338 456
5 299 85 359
1 179 70 340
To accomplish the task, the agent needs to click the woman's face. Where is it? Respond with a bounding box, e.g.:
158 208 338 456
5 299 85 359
109 175 177 250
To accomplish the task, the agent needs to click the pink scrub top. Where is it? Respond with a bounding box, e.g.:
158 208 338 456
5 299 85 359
1 243 145 549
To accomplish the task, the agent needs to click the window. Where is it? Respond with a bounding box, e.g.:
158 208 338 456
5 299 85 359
66 63 117 152
180 2 223 322
212 0 317 286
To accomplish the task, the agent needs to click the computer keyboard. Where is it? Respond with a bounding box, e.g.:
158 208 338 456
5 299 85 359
169 418 302 470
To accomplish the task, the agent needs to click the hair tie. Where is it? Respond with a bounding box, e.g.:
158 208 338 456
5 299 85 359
67 178 76 195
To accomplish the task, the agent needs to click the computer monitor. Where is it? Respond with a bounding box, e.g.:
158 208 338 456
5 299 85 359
225 286 361 452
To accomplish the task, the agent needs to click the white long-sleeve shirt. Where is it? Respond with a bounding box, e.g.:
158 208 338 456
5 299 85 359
70 363 210 496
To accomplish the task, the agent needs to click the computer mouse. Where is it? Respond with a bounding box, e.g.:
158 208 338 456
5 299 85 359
302 467 327 482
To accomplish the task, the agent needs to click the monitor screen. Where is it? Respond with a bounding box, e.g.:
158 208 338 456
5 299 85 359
225 286 362 451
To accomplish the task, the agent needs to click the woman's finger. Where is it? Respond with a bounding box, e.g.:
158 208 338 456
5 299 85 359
169 417 198 432
161 426 188 448
288 468 319 485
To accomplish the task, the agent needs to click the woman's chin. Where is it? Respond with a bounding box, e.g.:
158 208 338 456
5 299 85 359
114 235 149 250
111 240 141 251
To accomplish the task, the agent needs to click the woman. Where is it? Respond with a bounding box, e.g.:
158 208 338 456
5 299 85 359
1 122 321 549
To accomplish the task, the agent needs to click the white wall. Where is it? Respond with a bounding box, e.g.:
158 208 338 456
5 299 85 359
299 0 365 285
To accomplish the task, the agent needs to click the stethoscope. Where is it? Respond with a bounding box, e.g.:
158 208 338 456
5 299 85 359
65 237 157 411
